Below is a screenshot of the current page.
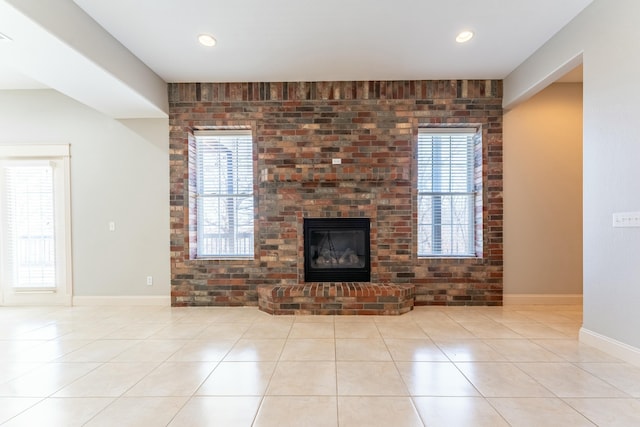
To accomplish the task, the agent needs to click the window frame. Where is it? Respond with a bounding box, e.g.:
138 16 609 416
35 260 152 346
193 129 255 259
417 127 482 258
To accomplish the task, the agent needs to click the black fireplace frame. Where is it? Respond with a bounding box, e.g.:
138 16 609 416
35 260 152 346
303 217 371 282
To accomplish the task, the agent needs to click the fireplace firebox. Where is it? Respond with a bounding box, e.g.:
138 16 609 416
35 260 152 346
303 218 371 282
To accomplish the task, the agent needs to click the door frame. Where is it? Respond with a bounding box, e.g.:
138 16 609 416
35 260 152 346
0 144 73 306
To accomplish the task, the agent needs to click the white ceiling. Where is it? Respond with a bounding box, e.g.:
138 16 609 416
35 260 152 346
0 0 592 117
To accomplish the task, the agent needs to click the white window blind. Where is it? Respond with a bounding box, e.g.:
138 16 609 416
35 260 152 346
2 163 57 289
417 129 477 257
195 130 254 258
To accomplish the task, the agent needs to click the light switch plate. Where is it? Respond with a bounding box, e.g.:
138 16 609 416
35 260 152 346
612 212 640 228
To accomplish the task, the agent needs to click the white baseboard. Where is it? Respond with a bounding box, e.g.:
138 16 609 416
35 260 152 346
503 294 583 305
72 296 171 307
580 327 640 367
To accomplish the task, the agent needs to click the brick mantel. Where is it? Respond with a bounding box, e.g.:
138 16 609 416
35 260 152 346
169 80 503 307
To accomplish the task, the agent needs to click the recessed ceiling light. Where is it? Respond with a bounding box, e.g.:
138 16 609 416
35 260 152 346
456 30 474 43
198 33 217 47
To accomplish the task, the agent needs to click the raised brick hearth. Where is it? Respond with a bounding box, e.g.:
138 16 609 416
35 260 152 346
257 283 415 315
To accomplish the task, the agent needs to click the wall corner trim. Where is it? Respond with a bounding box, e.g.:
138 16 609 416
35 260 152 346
72 296 170 307
580 327 640 368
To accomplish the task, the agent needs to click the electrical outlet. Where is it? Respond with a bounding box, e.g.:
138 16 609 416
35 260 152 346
146 276 153 286
108 221 116 232
612 212 640 228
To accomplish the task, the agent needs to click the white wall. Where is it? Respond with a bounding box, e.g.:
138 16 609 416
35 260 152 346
505 0 640 356
0 89 170 300
504 83 583 300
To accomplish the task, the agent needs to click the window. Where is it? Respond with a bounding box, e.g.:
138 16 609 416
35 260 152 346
417 128 480 257
194 130 254 258
3 163 56 289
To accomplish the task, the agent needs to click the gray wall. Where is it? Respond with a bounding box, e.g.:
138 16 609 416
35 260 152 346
0 89 170 298
505 0 640 350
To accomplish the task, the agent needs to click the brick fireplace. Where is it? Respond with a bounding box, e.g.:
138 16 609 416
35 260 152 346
169 80 503 309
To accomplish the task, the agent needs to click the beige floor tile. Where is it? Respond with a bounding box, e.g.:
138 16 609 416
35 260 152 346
482 311 533 323
455 362 554 397
168 396 261 427
267 361 336 395
148 323 209 340
54 326 121 341
337 361 408 396
338 396 423 427
384 338 449 361
55 340 136 363
0 362 41 384
488 397 596 427
547 322 582 337
441 309 492 322
288 322 335 339
0 362 100 397
280 338 335 361
435 340 507 362
333 315 376 324
13 324 72 341
395 362 480 397
194 323 251 340
413 396 509 427
516 362 629 397
336 338 391 361
417 321 477 340
408 309 457 323
255 396 338 427
456 321 523 339
505 322 574 339
564 398 640 426
376 322 428 339
196 361 275 396
167 339 236 362
2 397 113 427
213 307 264 323
0 341 45 362
575 362 640 397
11 339 90 363
5 304 639 427
103 323 166 340
110 340 186 362
334 322 381 338
516 310 580 324
224 338 286 361
54 362 158 397
84 396 188 427
0 397 42 424
483 339 565 362
294 315 335 323
242 320 293 339
125 361 216 397
533 339 623 363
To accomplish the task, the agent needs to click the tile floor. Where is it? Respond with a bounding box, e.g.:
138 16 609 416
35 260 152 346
0 304 639 426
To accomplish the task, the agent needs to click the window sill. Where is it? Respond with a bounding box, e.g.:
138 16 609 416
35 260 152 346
194 256 254 261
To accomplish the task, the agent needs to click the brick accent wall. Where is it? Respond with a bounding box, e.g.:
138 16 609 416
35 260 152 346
169 80 503 307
